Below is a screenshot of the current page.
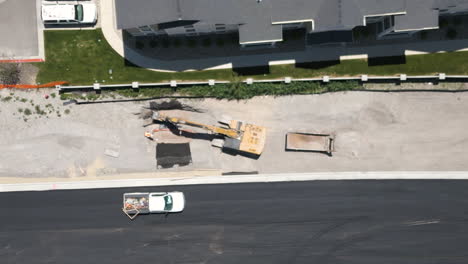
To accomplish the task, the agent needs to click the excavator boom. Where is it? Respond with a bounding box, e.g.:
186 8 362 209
156 114 240 139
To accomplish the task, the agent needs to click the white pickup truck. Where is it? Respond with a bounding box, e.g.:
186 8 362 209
122 192 185 219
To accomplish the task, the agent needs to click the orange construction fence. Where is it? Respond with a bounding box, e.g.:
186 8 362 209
0 81 68 89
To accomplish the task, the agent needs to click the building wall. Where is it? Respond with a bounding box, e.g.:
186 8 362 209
124 2 468 44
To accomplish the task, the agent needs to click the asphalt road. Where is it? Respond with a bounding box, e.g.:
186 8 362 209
1 180 468 264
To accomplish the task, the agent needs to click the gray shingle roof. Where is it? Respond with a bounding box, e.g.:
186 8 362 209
114 0 464 44
394 0 439 32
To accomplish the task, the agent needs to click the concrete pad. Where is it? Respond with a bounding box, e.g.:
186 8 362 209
0 0 43 61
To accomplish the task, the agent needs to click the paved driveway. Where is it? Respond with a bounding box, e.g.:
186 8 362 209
0 0 43 61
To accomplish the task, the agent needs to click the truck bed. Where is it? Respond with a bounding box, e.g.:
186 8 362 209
123 193 150 214
285 132 334 155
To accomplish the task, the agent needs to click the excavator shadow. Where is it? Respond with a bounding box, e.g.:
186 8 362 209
179 130 219 141
161 121 219 141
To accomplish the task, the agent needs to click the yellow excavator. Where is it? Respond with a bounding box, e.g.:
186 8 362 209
152 112 266 156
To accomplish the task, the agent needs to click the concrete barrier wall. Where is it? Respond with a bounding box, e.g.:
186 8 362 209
55 74 467 93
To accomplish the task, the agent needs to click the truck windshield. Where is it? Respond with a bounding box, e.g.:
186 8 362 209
164 195 173 211
75 5 83 21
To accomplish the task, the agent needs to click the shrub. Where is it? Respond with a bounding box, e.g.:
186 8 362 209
35 105 46 115
96 81 363 101
86 93 100 100
1 96 12 102
24 108 32 115
178 81 361 100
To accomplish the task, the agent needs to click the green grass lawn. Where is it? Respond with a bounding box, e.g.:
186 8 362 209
36 29 468 85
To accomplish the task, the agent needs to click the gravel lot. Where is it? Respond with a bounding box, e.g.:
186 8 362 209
1 86 468 178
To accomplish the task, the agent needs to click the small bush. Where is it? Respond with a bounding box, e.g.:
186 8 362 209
18 108 23 113
60 93 83 100
64 109 70 115
20 98 27 102
1 96 12 102
24 108 32 115
50 93 56 98
86 93 100 101
114 88 173 98
35 105 46 115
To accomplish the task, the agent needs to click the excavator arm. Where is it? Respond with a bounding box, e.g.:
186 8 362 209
156 114 240 139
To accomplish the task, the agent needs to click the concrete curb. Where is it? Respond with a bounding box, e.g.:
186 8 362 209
2 171 468 192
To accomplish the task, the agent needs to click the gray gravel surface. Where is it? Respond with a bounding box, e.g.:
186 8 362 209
1 87 468 178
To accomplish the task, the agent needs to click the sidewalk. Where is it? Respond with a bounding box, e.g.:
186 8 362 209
2 171 468 192
101 0 468 72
